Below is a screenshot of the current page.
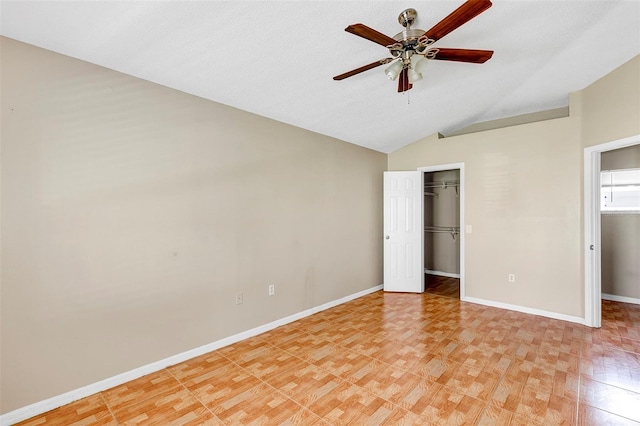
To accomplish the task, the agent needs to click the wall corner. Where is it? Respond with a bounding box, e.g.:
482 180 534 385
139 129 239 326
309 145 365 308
569 91 582 119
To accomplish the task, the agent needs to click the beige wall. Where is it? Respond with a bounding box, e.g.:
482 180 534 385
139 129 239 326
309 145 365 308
581 56 640 148
600 145 640 299
390 119 583 316
0 37 386 413
601 144 640 170
601 215 640 299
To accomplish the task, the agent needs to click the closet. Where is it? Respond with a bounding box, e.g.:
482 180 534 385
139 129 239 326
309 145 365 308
600 145 640 304
424 169 460 297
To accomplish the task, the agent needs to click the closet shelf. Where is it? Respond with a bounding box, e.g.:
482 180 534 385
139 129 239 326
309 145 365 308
424 180 459 189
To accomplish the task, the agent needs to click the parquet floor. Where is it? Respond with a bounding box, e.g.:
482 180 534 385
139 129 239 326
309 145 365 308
425 275 460 299
15 278 640 425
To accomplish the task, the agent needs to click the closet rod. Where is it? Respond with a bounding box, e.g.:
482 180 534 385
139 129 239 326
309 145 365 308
424 226 460 241
424 180 460 196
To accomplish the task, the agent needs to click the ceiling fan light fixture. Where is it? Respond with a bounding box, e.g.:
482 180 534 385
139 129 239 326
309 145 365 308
410 54 429 74
408 68 422 83
385 59 403 81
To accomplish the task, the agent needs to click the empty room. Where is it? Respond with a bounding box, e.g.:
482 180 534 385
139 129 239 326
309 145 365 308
1 1 639 425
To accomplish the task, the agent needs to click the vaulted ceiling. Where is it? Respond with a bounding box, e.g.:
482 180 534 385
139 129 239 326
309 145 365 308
1 1 639 153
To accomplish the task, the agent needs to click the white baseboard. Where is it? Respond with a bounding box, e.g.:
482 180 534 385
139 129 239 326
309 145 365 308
602 293 640 305
0 284 383 426
424 269 460 279
461 296 587 326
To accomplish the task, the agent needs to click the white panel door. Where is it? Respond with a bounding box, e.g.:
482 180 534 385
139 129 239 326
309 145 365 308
383 171 424 293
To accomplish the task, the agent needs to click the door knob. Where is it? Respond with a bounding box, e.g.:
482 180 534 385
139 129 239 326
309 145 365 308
385 235 390 239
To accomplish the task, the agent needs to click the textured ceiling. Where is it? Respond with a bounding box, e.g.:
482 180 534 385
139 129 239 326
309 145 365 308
1 1 639 153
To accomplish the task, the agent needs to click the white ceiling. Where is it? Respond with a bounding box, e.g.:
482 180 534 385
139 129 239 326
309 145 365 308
1 1 639 153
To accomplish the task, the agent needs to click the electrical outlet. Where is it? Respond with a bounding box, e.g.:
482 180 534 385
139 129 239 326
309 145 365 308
268 285 275 296
508 274 516 283
235 292 243 305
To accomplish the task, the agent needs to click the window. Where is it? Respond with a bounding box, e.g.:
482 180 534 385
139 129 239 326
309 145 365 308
601 168 640 213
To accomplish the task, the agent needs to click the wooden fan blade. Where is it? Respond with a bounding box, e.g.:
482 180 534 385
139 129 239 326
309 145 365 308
430 48 493 63
345 23 397 47
425 0 492 42
333 59 393 80
397 68 413 92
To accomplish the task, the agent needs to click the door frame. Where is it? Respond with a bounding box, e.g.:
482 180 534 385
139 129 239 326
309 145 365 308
584 134 640 327
418 163 465 300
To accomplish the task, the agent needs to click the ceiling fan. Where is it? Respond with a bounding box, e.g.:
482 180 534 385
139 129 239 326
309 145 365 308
333 0 494 92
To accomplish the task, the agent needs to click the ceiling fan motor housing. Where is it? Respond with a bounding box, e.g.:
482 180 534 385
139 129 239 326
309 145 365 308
390 9 436 60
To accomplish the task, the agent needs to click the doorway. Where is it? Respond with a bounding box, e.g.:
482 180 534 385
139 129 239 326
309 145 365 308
382 164 465 296
584 134 640 327
423 168 461 299
419 163 465 299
